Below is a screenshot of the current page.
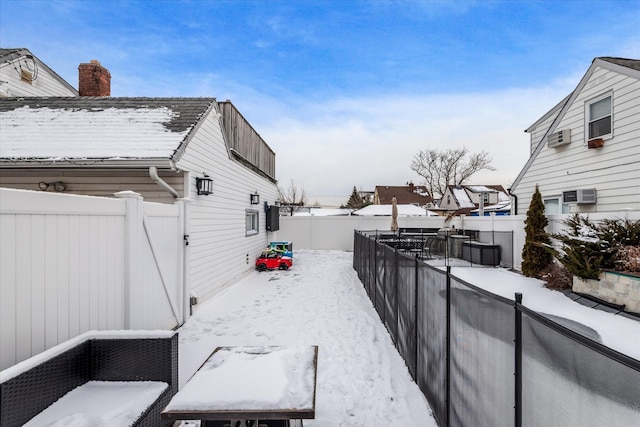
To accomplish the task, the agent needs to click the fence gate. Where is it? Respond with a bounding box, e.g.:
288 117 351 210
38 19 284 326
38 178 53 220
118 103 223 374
118 191 185 331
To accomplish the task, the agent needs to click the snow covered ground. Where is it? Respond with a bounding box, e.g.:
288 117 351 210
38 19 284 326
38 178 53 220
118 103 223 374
177 249 639 426
177 250 437 426
450 265 640 360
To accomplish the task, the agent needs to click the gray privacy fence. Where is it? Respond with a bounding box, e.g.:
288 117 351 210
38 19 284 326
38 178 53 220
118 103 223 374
353 230 640 427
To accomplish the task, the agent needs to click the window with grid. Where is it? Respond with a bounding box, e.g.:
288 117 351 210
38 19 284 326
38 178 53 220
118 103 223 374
587 94 612 140
544 197 570 214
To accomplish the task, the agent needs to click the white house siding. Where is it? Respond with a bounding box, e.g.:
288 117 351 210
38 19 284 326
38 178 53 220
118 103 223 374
516 65 640 214
0 168 184 204
527 106 560 155
0 62 77 97
176 110 278 303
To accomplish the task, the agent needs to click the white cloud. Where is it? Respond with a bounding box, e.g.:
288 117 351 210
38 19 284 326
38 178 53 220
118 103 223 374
251 82 576 201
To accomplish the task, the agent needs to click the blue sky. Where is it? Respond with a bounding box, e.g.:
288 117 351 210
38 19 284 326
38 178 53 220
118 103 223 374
1 0 639 204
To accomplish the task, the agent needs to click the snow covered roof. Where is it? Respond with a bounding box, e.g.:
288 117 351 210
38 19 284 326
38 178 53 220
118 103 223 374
374 184 433 205
470 201 511 213
352 204 437 216
447 185 509 209
0 97 216 162
466 185 498 193
451 187 475 208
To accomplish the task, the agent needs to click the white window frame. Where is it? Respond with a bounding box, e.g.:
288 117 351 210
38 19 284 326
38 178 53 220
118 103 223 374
482 193 490 204
245 209 259 236
585 91 613 142
543 197 570 215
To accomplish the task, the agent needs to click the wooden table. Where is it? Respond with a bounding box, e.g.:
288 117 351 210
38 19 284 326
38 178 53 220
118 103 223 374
162 346 318 427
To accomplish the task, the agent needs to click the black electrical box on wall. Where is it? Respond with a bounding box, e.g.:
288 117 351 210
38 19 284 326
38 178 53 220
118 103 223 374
266 205 280 231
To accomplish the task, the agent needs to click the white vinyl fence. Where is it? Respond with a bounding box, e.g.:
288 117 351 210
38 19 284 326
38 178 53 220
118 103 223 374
277 210 640 270
0 188 184 370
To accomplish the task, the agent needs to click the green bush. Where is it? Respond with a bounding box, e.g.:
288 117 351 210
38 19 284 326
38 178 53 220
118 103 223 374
552 214 639 280
521 186 553 278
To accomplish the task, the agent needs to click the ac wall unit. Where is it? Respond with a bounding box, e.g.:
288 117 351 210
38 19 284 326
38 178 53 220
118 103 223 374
562 188 597 204
547 129 571 148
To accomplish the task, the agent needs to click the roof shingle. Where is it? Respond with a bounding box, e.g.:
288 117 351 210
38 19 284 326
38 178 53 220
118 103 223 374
0 97 216 160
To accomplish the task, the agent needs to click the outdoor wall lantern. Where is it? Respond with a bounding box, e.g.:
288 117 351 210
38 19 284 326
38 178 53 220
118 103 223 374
250 191 260 205
196 174 213 196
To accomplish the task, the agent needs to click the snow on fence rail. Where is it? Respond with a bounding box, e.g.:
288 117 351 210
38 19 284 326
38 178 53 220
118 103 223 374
0 188 183 371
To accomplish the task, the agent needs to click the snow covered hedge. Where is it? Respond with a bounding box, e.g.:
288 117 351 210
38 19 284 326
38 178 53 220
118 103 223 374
552 214 640 280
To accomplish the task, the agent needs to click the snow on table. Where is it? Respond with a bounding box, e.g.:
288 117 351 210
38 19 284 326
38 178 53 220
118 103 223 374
164 345 317 414
23 381 168 427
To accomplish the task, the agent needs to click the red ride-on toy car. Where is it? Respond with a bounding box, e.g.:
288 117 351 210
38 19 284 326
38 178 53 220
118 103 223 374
255 249 293 271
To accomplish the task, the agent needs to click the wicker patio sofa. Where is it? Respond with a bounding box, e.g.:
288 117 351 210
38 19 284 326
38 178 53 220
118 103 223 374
0 330 178 427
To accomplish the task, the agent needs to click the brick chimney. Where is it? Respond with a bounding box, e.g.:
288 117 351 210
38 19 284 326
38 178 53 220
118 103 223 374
78 60 111 96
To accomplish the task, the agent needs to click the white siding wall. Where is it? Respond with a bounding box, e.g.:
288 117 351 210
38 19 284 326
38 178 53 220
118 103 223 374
528 106 561 155
0 169 184 204
439 188 457 210
517 66 640 213
176 111 279 303
0 61 77 97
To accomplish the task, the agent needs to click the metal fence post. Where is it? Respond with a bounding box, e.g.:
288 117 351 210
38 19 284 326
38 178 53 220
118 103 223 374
414 255 419 381
446 265 451 427
373 236 377 311
382 244 386 324
395 246 399 345
515 292 523 427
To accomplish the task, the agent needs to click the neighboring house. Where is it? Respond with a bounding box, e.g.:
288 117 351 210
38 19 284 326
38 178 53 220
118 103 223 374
0 48 78 97
470 201 511 216
359 190 374 205
510 57 640 214
439 185 509 216
374 183 433 206
0 94 279 303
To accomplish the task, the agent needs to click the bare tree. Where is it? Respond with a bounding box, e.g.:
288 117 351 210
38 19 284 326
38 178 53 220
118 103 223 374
277 179 307 216
410 147 495 199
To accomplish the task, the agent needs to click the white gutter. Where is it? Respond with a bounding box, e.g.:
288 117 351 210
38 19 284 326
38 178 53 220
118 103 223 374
149 166 179 199
0 159 175 169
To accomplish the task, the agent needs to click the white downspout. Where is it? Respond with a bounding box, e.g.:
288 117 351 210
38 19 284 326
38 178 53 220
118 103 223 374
149 166 189 324
149 166 179 199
